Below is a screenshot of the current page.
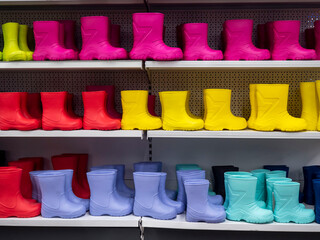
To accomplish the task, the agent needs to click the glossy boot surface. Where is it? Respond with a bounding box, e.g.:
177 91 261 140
18 25 33 60
266 177 292 210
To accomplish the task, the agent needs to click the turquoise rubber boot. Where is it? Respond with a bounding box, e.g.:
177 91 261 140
251 169 270 208
266 170 286 179
266 177 292 210
273 182 315 223
223 171 253 209
226 175 274 223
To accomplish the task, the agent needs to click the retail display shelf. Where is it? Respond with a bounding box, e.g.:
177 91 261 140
0 0 144 5
142 214 320 232
0 213 140 227
0 61 144 71
145 61 320 71
0 130 144 138
147 130 320 139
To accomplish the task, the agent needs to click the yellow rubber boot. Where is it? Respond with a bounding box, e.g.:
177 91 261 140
2 22 27 61
121 90 162 130
247 84 257 129
0 52 2 60
315 80 320 131
18 24 33 61
159 91 204 131
203 89 247 131
300 82 318 131
254 84 306 132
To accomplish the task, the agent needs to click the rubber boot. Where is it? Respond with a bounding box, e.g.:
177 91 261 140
86 85 122 120
303 165 320 205
20 92 42 128
315 21 320 59
2 22 27 61
79 16 127 60
59 20 79 59
185 179 226 223
110 24 121 48
0 92 40 130
159 173 184 214
211 166 239 198
121 90 162 130
148 95 158 117
266 177 292 210
177 164 201 171
305 28 315 49
133 172 176 220
313 179 320 223
266 170 287 179
129 13 182 60
0 52 2 60
300 82 318 130
82 91 121 130
182 23 223 60
204 89 247 130
186 91 202 119
251 169 270 208
29 170 47 202
274 182 315 223
18 157 44 171
37 171 86 218
26 93 42 120
134 161 162 172
226 175 274 223
8 160 35 199
223 171 252 209
271 21 316 60
18 25 33 60
0 168 41 218
41 92 82 130
263 165 289 177
315 81 320 131
160 91 204 130
66 93 82 120
223 19 270 60
257 24 268 49
0 151 6 166
33 21 74 61
87 170 133 216
51 155 89 199
254 84 307 131
247 84 257 129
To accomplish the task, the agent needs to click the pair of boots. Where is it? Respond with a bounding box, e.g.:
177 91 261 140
0 167 41 218
177 23 222 60
248 84 307 132
90 164 134 198
33 170 87 218
2 22 33 61
133 172 183 219
87 169 133 216
8 157 44 199
52 154 90 199
33 20 78 61
303 165 320 205
258 21 316 60
0 92 42 130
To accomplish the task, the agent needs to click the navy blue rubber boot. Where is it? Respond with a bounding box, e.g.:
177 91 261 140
263 165 289 177
303 165 320 205
211 165 239 198
313 179 320 223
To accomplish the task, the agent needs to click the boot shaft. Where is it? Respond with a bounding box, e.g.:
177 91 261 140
266 170 287 179
18 25 31 51
51 155 78 172
134 161 162 172
227 175 257 206
58 23 65 47
184 179 209 211
121 90 149 115
0 92 22 118
2 22 19 45
182 23 208 50
272 20 300 46
59 20 77 51
82 91 108 115
159 91 190 117
27 93 42 119
223 19 253 44
81 16 110 47
274 182 300 211
41 91 68 118
33 21 61 48
204 89 232 118
0 168 22 205
87 170 117 200
177 170 205 203
110 24 121 48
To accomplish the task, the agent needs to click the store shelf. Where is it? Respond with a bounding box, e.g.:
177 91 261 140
145 61 320 71
0 61 144 71
0 0 144 5
147 130 320 139
0 213 140 227
142 214 320 232
0 130 144 138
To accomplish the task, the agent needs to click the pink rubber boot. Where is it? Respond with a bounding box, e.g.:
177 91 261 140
79 16 127 60
266 22 274 51
129 13 183 60
271 20 316 60
33 21 75 61
59 20 79 59
305 28 315 49
314 21 320 59
109 24 121 48
182 23 223 60
86 85 121 119
223 19 270 60
257 24 268 49
148 95 157 117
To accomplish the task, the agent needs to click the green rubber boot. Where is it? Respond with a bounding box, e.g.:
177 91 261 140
274 182 315 223
2 22 27 61
223 171 252 209
226 175 274 223
0 51 2 60
18 24 33 61
251 169 270 208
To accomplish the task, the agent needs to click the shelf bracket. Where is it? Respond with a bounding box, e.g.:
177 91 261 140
139 217 144 240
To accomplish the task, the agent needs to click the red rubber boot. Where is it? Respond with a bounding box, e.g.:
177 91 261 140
0 167 41 218
86 85 122 119
109 24 121 48
8 160 35 199
82 91 121 130
0 92 40 130
41 91 82 130
66 93 82 120
20 92 41 129
18 157 44 171
51 155 89 199
26 93 42 120
148 95 157 117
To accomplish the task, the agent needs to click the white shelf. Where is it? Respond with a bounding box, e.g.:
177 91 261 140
0 213 140 227
0 0 143 5
145 61 320 71
0 61 143 71
147 130 320 139
0 130 144 138
142 214 320 232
